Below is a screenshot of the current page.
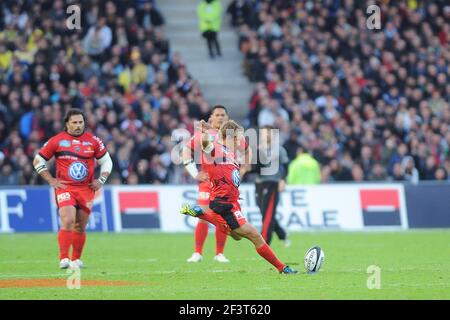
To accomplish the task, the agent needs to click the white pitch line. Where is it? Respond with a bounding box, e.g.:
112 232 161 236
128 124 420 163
0 260 55 264
0 274 66 279
123 259 158 262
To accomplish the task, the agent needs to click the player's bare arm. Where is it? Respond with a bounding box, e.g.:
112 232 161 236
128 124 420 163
181 143 209 182
33 154 66 189
89 152 113 191
182 119 216 182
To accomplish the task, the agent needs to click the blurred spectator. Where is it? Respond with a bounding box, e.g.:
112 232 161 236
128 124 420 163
0 163 19 185
401 156 420 184
434 167 448 181
351 164 365 182
197 0 222 59
391 163 405 181
369 162 388 181
257 98 289 127
422 156 437 180
83 18 112 61
286 146 321 185
328 159 352 182
226 0 253 27
283 129 301 161
137 2 165 28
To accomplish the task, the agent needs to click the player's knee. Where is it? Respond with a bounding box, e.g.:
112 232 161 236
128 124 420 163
230 231 242 241
74 222 85 233
61 218 74 230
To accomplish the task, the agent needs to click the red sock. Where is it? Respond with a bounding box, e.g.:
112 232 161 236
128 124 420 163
58 229 73 260
256 243 285 272
71 231 86 260
215 227 227 255
194 222 209 255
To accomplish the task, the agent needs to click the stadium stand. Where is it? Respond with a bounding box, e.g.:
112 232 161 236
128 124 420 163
229 0 450 183
0 0 209 185
1 0 449 186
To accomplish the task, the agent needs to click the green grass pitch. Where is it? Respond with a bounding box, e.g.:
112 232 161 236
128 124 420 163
0 230 449 299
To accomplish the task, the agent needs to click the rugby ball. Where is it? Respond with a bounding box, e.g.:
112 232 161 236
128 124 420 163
304 246 325 274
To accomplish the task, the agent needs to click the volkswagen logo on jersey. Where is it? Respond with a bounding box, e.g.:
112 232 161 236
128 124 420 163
232 169 240 187
68 162 88 181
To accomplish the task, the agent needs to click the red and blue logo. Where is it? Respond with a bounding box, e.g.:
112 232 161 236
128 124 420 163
118 191 160 229
360 189 401 226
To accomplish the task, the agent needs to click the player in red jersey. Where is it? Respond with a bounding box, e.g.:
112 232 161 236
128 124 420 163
33 109 113 269
182 105 237 263
181 120 297 274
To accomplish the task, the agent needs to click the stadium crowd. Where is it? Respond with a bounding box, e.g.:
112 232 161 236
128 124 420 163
230 0 450 183
0 0 210 185
1 0 450 186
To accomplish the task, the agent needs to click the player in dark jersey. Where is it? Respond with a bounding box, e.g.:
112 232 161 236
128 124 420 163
33 109 113 269
181 120 297 274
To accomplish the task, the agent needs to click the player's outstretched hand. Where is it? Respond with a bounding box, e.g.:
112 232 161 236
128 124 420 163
196 120 212 133
195 171 209 182
50 178 67 190
89 180 103 191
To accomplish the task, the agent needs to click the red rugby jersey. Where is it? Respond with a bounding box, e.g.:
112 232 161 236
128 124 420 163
202 141 242 203
38 131 107 186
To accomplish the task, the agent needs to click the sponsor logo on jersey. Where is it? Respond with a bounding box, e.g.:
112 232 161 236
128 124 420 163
72 139 81 144
93 136 105 151
58 140 71 147
233 210 244 219
68 162 88 181
231 169 240 187
198 191 210 200
82 141 93 146
84 147 94 153
74 147 81 152
57 192 71 203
